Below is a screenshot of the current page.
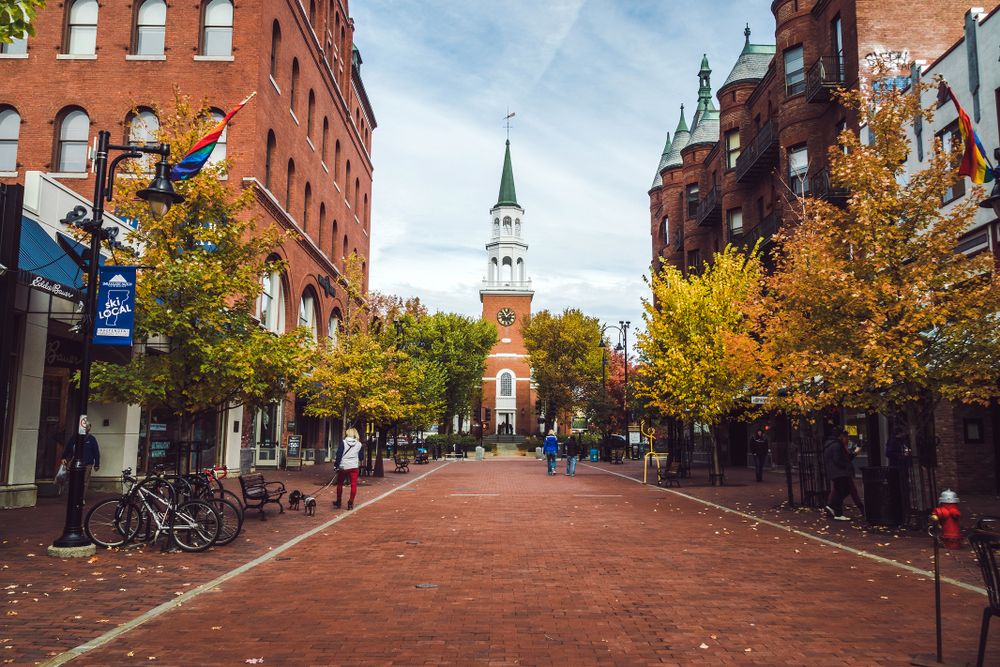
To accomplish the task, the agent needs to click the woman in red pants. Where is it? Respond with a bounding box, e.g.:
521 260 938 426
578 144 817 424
334 427 363 510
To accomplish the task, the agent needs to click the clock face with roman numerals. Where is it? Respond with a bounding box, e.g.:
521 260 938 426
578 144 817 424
497 308 516 327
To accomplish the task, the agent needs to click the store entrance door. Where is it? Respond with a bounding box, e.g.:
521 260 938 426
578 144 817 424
35 370 70 482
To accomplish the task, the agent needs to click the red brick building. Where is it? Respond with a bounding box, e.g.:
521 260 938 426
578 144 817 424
479 141 538 438
648 1 981 494
0 0 375 479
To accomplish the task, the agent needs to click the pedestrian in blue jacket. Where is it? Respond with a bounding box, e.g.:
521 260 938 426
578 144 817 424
543 430 558 475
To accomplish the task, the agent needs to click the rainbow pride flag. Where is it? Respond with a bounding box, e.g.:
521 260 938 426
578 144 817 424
170 92 256 181
939 82 995 184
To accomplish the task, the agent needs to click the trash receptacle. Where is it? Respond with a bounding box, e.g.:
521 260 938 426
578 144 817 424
475 445 485 461
589 448 599 462
862 466 903 526
535 446 543 460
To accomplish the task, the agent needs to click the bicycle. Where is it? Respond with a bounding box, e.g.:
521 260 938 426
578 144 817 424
85 467 221 552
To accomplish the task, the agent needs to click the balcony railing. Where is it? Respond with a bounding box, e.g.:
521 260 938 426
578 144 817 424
810 166 848 203
734 119 778 183
695 186 721 226
740 211 779 250
805 56 846 103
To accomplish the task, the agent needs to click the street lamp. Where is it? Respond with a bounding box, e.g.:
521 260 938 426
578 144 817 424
599 320 630 458
49 131 182 556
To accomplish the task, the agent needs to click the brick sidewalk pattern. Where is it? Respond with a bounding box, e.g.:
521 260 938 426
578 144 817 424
2 458 997 665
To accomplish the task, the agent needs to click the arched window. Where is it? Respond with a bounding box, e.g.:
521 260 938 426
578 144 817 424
345 160 351 201
306 89 315 138
303 182 312 232
0 34 27 55
353 178 359 211
502 216 512 234
516 258 524 281
363 194 368 227
514 218 521 236
56 108 90 173
334 140 342 181
201 0 233 57
258 267 286 333
290 59 300 114
264 130 276 190
328 310 341 345
285 158 295 210
318 203 326 250
342 234 348 260
321 117 329 163
65 0 98 56
489 257 498 282
134 0 166 56
206 108 228 166
299 288 318 340
308 0 316 26
499 372 513 397
493 218 500 235
269 20 281 79
501 257 512 282
0 107 21 172
127 108 159 172
331 219 338 257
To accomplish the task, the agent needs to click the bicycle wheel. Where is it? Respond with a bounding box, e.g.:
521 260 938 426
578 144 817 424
208 497 244 546
170 500 221 552
85 497 141 548
213 488 245 514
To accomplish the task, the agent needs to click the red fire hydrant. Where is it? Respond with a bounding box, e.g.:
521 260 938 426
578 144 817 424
933 489 962 549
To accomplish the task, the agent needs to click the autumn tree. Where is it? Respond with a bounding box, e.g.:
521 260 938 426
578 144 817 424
0 1 45 43
635 245 764 481
522 308 603 433
89 93 315 438
760 79 1000 459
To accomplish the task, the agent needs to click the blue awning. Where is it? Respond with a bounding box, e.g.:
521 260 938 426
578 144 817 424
17 216 86 301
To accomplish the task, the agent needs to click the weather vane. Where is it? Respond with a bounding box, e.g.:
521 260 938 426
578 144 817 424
504 109 516 141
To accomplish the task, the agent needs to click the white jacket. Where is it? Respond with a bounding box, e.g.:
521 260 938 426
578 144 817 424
337 437 362 470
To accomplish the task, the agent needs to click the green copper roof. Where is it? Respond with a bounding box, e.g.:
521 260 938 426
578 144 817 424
496 140 518 207
675 104 688 133
651 131 672 189
699 53 711 73
721 24 776 90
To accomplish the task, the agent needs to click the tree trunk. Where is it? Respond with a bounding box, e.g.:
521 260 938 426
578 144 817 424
710 423 724 486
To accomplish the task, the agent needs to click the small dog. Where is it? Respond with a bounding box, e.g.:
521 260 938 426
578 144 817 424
303 496 316 516
288 490 303 511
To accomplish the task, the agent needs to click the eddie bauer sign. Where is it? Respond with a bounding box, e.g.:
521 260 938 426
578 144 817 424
93 266 136 346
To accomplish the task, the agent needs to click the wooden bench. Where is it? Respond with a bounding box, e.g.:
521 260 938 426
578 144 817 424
238 472 286 520
393 456 410 473
657 459 681 487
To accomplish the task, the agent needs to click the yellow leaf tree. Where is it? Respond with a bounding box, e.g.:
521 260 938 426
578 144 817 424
635 245 764 481
761 79 1000 459
89 93 316 439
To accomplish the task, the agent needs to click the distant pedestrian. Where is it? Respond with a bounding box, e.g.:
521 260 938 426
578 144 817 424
823 428 864 521
543 430 558 475
334 427 363 510
565 435 580 476
884 426 911 468
749 428 769 482
62 422 100 501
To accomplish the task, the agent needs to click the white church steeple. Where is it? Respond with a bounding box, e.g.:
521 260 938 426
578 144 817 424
482 140 532 294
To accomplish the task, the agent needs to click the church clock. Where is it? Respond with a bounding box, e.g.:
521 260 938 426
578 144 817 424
497 308 516 326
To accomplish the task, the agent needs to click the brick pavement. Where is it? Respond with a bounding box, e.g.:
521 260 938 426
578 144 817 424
0 461 440 665
3 457 992 666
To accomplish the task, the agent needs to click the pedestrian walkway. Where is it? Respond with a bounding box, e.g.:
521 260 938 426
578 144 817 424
2 459 996 665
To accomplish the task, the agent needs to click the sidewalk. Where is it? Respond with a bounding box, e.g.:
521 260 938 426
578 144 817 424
592 458 996 590
0 461 443 665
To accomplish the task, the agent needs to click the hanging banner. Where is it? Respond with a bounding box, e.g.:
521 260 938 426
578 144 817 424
93 266 136 346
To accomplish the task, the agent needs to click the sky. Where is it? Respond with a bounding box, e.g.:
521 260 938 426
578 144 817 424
352 0 776 338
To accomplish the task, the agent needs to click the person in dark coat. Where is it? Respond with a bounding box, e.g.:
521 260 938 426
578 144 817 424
749 429 769 482
823 428 864 521
884 426 911 468
62 422 100 501
564 435 580 476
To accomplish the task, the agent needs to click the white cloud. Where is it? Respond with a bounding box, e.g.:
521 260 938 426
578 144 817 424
354 0 776 335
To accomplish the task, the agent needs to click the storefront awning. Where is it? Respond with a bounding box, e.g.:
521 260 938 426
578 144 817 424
17 216 92 302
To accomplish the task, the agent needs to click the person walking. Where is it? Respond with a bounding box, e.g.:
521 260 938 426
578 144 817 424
334 427 363 510
543 430 558 476
565 435 580 476
749 428 769 482
884 425 912 518
62 422 100 502
823 428 864 521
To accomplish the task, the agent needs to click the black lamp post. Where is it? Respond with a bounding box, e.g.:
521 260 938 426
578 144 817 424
50 131 182 554
599 320 631 456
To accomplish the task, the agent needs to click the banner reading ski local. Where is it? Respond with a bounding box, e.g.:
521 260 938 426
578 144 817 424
93 266 136 346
